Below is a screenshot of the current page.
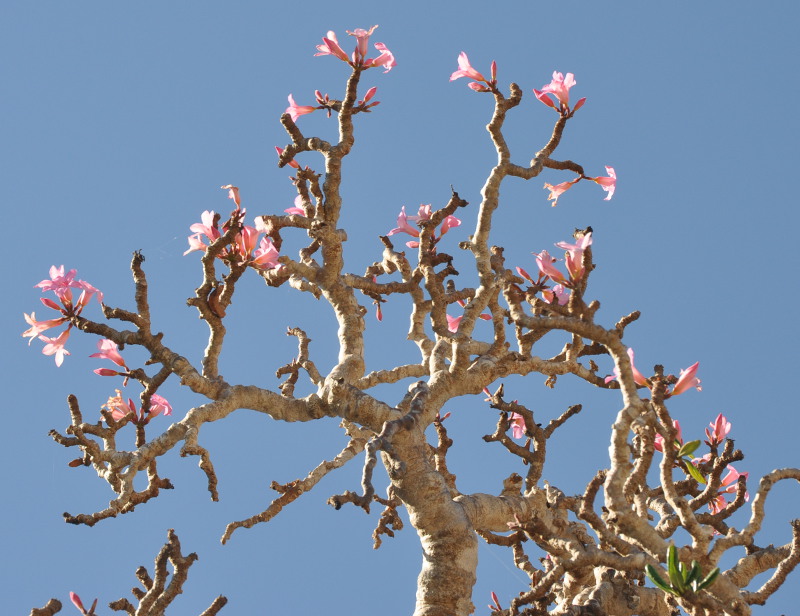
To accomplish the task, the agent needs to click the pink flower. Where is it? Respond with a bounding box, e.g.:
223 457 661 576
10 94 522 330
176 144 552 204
220 184 241 208
604 347 649 388
590 166 616 201
720 464 749 499
542 283 569 305
556 232 593 281
705 413 731 446
252 236 281 269
669 362 701 397
440 215 461 236
22 312 67 344
285 94 317 122
510 412 526 439
148 393 173 419
387 206 421 237
347 25 378 61
450 51 487 83
534 250 567 284
543 178 580 207
39 328 72 367
69 592 96 615
183 210 220 255
275 146 301 170
533 71 582 110
36 266 103 305
90 339 128 370
315 31 349 62
654 419 682 453
446 314 462 332
358 86 379 107
103 390 172 423
364 42 396 73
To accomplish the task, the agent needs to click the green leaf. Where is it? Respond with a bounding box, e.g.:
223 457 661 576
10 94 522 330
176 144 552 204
695 567 720 591
646 564 678 596
678 439 702 458
685 560 702 585
684 460 707 485
667 545 686 594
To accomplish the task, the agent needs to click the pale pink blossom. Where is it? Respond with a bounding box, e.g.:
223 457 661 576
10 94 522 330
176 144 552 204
705 413 731 446
440 215 461 236
364 42 396 73
184 210 220 255
275 146 301 169
220 184 241 208
347 25 378 61
284 195 308 216
720 464 749 500
90 339 128 369
252 237 281 269
604 347 649 388
534 71 578 108
543 177 580 207
510 413 526 439
654 419 682 453
39 328 72 367
516 266 536 284
285 94 317 122
590 166 616 200
22 312 67 344
446 314 462 332
315 31 349 62
388 206 421 237
542 284 569 305
103 390 172 423
669 361 701 397
36 266 103 305
450 51 487 83
534 250 567 284
556 231 593 281
148 393 173 418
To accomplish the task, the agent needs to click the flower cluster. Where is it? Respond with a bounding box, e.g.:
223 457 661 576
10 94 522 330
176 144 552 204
533 71 586 116
315 25 395 72
517 231 593 304
183 186 280 270
653 415 748 514
387 204 461 249
22 266 103 366
102 389 172 425
544 166 616 207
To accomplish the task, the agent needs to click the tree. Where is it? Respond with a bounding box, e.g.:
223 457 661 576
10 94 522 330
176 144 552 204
21 23 799 616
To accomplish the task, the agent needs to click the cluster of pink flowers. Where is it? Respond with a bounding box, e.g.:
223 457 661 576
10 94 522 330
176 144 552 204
517 231 594 305
449 52 497 92
533 71 586 116
22 266 103 366
604 348 701 398
280 27 392 159
315 25 395 72
654 415 748 515
183 186 280 270
23 270 173 426
102 388 172 424
387 204 461 250
544 166 616 207
91 340 172 425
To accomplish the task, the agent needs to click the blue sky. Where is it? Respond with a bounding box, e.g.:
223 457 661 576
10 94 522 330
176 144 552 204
2 2 799 614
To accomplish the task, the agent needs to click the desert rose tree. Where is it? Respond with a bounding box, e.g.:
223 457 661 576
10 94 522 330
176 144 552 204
25 26 799 616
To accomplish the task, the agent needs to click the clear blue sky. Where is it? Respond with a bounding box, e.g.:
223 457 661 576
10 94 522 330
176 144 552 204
2 2 798 614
